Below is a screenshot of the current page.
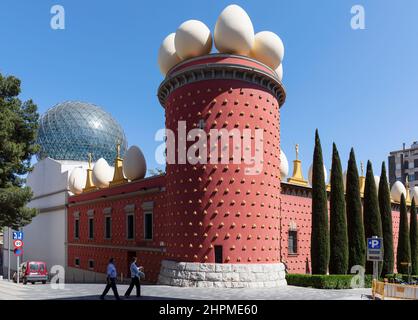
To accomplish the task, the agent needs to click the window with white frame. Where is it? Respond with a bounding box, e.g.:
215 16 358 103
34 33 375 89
74 218 79 239
288 230 298 254
88 218 94 239
141 201 154 241
144 211 153 240
127 214 134 240
124 204 135 240
105 216 111 239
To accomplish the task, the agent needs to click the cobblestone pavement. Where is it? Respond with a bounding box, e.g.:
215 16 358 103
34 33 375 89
0 280 371 300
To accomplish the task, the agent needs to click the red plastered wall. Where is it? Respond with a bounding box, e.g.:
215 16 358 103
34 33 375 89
280 191 313 273
163 79 282 264
67 175 170 282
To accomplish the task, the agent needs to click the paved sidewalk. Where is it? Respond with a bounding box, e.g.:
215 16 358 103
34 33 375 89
0 279 371 300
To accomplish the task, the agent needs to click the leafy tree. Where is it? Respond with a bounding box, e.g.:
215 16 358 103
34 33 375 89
0 73 39 229
310 130 329 274
379 162 394 276
409 198 417 275
329 143 348 274
345 148 366 271
363 161 383 275
148 168 165 176
397 194 411 274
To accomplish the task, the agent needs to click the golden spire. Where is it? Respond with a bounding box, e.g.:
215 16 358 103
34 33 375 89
83 153 97 192
359 161 365 197
287 144 308 186
326 168 331 192
109 142 127 187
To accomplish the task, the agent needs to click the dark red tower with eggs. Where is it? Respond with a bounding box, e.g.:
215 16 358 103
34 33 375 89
157 54 287 287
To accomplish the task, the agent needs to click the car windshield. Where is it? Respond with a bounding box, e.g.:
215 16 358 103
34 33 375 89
29 263 39 272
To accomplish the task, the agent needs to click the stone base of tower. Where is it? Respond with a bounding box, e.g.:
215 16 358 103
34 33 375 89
157 260 287 288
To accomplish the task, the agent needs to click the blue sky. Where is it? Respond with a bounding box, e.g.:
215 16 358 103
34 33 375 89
1 0 418 178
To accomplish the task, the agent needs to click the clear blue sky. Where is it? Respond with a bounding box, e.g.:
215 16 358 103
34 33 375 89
1 0 417 177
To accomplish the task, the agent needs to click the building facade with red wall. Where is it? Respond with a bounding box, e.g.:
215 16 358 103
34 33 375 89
67 178 404 285
66 54 407 287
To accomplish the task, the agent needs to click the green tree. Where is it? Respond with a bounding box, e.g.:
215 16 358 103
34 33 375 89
310 129 329 274
0 73 39 229
148 167 165 176
409 198 417 275
329 143 348 274
345 148 366 271
379 162 394 276
363 161 383 275
397 194 411 274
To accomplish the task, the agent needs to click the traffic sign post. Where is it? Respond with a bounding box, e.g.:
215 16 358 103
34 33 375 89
367 236 383 281
17 255 19 284
13 248 23 285
7 228 11 281
12 231 24 284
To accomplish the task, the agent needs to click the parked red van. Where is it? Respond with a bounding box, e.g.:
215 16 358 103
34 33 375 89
13 261 48 284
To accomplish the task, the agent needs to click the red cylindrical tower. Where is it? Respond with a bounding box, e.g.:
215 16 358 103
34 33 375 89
158 54 286 286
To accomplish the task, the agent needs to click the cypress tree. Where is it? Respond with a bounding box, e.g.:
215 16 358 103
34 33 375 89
329 143 348 274
397 194 411 274
363 161 383 275
379 162 394 276
410 198 418 275
346 148 366 271
310 129 329 274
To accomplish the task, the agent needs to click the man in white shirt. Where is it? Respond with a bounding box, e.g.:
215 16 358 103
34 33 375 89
124 257 143 298
100 258 121 300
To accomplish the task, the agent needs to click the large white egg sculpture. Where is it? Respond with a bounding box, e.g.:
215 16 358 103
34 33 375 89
92 158 114 188
250 31 284 70
275 64 283 81
374 176 381 193
123 145 147 181
280 149 289 180
214 4 255 55
390 181 406 203
175 20 212 60
412 186 418 202
68 167 87 195
308 164 328 186
158 33 182 76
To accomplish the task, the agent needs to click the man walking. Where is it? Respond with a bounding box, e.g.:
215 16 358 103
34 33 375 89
124 257 142 298
100 258 120 300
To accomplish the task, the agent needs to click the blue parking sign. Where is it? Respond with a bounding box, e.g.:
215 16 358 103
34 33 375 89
367 238 381 249
12 231 23 240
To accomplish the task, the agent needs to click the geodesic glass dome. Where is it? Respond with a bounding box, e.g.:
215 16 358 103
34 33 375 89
36 101 127 163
